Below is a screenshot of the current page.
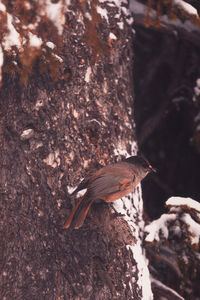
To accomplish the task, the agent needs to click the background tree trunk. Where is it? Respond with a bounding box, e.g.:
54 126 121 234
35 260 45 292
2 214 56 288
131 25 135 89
0 2 152 299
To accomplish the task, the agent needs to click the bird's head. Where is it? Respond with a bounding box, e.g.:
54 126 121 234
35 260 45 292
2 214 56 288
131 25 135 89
125 155 156 176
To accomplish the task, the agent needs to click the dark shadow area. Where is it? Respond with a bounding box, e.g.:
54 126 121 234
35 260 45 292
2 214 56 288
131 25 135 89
134 25 200 220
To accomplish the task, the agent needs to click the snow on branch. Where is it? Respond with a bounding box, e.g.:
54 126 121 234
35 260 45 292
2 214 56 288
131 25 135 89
181 213 200 245
172 0 198 17
166 196 200 213
130 0 199 20
145 213 176 242
151 277 185 300
145 196 200 249
130 0 200 40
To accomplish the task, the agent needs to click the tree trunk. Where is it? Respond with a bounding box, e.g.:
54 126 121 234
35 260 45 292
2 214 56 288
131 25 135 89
0 2 152 299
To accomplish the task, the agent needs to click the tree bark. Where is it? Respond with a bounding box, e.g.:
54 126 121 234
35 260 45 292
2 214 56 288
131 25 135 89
0 2 152 299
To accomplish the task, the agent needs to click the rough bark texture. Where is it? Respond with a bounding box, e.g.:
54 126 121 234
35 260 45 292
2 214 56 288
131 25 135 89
0 2 150 300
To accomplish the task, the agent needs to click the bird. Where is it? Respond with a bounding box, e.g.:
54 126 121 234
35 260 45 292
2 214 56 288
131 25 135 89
64 155 156 229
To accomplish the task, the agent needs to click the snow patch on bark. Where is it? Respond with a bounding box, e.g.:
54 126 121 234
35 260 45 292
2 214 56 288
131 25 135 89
20 129 35 140
28 32 42 48
42 0 69 35
127 245 153 300
46 42 55 49
85 66 92 83
109 32 117 40
2 12 21 50
96 6 109 23
113 185 152 299
0 1 70 85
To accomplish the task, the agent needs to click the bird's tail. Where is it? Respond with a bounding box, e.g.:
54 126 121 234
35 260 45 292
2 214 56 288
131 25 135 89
64 192 93 229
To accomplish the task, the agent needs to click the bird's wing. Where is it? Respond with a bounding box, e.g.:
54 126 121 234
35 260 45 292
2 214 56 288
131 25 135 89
88 166 135 198
71 169 97 195
71 177 90 196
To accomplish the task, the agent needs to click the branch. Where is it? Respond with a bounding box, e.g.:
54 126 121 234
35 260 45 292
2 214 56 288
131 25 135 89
130 0 200 47
151 277 185 300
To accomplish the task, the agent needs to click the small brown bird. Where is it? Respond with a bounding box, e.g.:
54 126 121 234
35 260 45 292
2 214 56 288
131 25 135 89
64 156 155 229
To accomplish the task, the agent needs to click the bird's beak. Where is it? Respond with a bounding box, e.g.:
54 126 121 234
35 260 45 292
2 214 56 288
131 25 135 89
148 165 157 173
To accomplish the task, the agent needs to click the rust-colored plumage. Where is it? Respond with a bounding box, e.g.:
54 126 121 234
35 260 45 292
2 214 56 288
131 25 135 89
64 156 155 229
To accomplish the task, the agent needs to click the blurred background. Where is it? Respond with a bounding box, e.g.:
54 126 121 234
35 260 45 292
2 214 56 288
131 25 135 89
131 0 200 220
